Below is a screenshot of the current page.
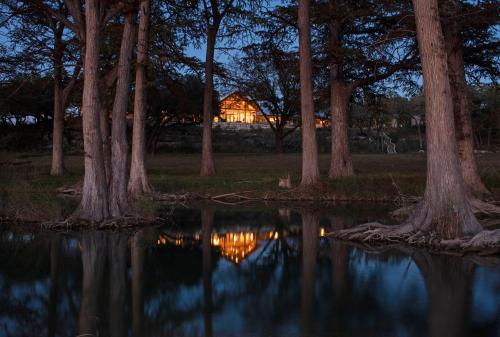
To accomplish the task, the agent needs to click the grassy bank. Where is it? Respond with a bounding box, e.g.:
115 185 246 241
1 152 500 221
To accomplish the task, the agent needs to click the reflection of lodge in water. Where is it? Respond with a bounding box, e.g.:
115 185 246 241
157 226 326 264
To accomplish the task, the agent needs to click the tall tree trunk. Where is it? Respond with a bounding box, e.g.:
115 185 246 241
51 29 65 176
300 210 319 337
100 106 111 184
109 234 127 337
129 0 152 196
329 82 354 178
328 13 353 179
78 232 107 336
75 0 109 222
298 0 320 187
405 0 481 238
202 206 214 337
110 12 135 216
441 0 489 196
200 26 218 177
51 82 65 176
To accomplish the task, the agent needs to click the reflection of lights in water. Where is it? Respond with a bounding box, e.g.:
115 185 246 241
211 231 257 264
156 229 286 264
156 234 168 246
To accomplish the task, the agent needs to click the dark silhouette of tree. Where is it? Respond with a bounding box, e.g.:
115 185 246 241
236 44 301 152
316 0 418 178
1 0 81 176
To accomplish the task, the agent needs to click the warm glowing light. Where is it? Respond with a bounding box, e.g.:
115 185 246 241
218 93 259 124
274 232 279 240
211 231 257 264
211 233 220 246
157 234 168 246
320 228 325 237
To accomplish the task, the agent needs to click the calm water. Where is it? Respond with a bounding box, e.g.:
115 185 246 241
0 203 499 337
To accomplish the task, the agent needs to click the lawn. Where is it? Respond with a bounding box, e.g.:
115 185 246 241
1 151 500 221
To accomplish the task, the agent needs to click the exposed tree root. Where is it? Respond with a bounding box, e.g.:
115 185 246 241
469 198 500 216
391 197 500 220
40 215 169 231
332 238 500 265
327 222 500 255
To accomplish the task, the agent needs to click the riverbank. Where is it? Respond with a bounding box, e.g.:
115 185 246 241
1 152 500 221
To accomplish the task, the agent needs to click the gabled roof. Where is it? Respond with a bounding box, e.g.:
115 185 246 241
220 91 261 112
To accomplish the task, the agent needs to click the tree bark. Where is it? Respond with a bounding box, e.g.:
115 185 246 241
298 0 320 187
200 25 218 176
100 106 111 184
75 0 109 222
328 8 354 179
329 82 354 178
110 11 135 216
51 29 65 176
129 0 152 196
405 0 481 238
51 82 65 176
441 0 489 196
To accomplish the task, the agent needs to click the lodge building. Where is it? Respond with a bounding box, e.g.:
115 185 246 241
216 91 326 128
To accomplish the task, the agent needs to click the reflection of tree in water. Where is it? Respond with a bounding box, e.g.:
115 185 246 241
0 207 499 337
202 207 213 337
47 237 61 337
0 232 80 337
108 233 128 337
131 229 146 337
213 212 303 332
412 252 474 337
340 248 427 336
78 232 107 336
301 210 319 337
329 216 350 335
